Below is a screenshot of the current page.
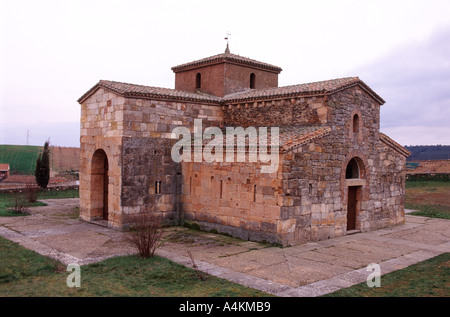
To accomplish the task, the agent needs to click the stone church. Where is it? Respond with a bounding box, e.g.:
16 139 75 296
78 46 410 246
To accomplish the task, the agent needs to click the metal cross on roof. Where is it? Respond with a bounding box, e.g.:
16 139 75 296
224 31 231 53
224 31 231 43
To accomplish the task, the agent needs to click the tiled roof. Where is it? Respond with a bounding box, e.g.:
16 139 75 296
78 80 221 104
79 77 384 105
0 163 9 171
380 133 411 157
223 77 385 104
171 52 282 73
279 125 332 152
194 125 331 153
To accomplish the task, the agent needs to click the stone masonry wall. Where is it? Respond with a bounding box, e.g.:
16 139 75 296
223 63 279 96
181 157 289 244
175 64 225 97
223 96 327 128
279 86 406 244
369 141 407 230
174 62 279 97
121 137 181 228
79 88 124 228
80 88 225 229
123 97 223 138
80 84 406 244
118 97 224 227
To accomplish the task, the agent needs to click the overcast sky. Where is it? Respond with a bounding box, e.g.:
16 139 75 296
1 0 449 147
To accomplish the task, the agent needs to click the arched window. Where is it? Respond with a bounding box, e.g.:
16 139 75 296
353 114 360 134
250 73 256 89
346 158 360 179
196 73 201 89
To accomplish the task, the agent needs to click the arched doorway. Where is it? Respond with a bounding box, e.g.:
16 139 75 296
345 157 364 231
91 149 109 221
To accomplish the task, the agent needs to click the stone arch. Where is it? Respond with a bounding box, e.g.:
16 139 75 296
345 157 365 179
352 114 360 133
341 153 368 187
90 149 109 221
349 109 363 142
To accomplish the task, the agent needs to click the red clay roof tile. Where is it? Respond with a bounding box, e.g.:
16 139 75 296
78 77 384 105
171 52 282 73
380 133 411 157
223 77 385 104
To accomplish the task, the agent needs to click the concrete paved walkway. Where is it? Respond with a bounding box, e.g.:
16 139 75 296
0 198 449 297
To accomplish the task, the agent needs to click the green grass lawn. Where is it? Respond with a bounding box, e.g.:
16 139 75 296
0 236 271 297
36 189 79 199
405 180 450 219
0 234 447 297
0 145 42 175
0 189 79 217
324 252 449 297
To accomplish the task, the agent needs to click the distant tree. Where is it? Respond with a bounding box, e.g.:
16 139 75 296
35 141 50 188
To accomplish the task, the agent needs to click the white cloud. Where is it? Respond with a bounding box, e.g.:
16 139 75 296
382 125 450 146
353 27 450 144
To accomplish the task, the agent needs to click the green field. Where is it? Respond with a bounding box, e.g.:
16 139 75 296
0 145 42 175
405 180 450 219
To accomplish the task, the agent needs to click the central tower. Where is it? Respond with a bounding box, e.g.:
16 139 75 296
171 47 282 97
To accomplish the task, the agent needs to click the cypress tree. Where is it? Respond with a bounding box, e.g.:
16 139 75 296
35 141 50 188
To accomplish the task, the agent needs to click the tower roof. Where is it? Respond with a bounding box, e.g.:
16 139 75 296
171 51 282 74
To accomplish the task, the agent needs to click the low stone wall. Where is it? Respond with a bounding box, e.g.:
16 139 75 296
0 184 79 194
406 173 450 181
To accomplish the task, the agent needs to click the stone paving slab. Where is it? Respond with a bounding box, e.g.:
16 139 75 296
0 199 449 296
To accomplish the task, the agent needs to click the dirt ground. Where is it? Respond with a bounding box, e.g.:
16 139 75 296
406 184 450 207
407 160 450 174
0 175 74 189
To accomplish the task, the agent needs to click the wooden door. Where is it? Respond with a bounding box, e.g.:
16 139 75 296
103 158 109 220
347 186 357 230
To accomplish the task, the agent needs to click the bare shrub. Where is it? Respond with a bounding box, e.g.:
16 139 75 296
11 191 28 213
127 211 164 258
24 182 40 203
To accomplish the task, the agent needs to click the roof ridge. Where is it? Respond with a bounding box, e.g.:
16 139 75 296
171 52 282 73
78 80 221 104
281 126 332 153
222 76 374 103
380 133 411 157
79 77 383 105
